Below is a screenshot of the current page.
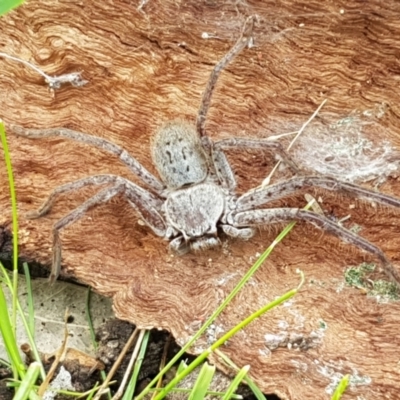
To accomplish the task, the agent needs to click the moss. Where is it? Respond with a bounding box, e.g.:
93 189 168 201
344 263 399 301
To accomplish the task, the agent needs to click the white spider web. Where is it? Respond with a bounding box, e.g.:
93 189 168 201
292 106 400 184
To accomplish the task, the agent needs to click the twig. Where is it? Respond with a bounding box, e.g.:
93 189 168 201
93 328 139 400
151 334 172 400
137 0 149 11
261 99 327 186
0 52 88 89
112 329 146 400
304 194 324 215
38 308 70 396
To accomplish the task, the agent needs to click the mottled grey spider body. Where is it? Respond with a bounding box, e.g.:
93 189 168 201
11 16 400 287
151 120 257 255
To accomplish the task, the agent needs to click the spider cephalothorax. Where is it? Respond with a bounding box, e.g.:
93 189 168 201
11 16 400 286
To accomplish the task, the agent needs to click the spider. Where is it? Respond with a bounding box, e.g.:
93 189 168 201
11 16 400 286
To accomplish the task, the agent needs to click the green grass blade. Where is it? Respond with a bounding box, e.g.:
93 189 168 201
85 287 97 348
22 263 35 339
13 362 40 400
85 287 111 399
122 330 150 400
0 358 11 368
85 382 100 400
0 282 25 378
0 0 24 16
0 120 19 333
151 387 242 398
331 374 349 400
221 365 249 400
0 262 46 380
213 272 304 346
154 274 303 400
176 360 188 375
214 350 265 400
188 363 216 400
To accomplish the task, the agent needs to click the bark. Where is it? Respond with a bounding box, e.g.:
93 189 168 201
1 1 400 398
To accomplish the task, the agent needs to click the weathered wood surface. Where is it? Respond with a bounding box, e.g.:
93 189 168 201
1 1 400 398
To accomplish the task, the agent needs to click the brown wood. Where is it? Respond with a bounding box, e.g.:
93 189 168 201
1 1 400 398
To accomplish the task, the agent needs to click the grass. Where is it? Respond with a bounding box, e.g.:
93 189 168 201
0 118 45 398
0 0 24 15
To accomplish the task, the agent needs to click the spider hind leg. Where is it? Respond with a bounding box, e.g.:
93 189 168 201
190 236 221 252
231 207 400 288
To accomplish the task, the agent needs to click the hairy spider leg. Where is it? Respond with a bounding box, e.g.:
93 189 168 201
230 207 400 287
50 184 124 283
236 175 400 212
196 15 254 141
26 174 163 221
27 175 135 218
11 125 165 194
220 225 255 240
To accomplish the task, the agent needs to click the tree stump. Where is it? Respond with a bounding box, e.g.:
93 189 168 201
1 1 400 398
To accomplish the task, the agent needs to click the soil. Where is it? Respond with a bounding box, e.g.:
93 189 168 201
0 367 13 400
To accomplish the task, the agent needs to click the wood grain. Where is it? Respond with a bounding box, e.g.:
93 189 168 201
1 1 400 398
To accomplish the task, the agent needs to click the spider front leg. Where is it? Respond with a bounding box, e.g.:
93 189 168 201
11 125 165 194
26 175 133 219
220 225 255 239
210 138 300 189
196 15 254 140
229 208 400 287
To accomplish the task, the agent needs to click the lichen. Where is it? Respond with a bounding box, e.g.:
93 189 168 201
344 263 399 301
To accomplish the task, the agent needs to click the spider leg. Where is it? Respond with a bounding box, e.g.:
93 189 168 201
123 180 166 237
48 180 166 283
26 174 163 219
27 175 130 218
237 175 400 212
211 138 299 189
11 124 165 194
50 184 124 283
230 207 400 287
196 15 254 140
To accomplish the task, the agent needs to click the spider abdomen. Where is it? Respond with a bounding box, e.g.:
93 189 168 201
151 121 208 189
